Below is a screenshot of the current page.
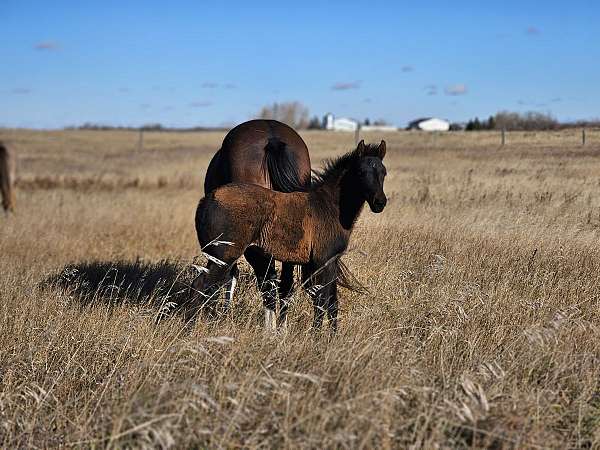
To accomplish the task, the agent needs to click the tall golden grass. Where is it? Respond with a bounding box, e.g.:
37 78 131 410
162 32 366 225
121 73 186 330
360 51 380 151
1 128 600 448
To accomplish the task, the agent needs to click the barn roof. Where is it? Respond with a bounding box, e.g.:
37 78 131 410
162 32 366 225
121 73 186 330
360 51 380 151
408 117 433 127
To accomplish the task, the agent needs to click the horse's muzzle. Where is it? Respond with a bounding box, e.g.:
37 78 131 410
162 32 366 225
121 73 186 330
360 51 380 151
369 196 387 213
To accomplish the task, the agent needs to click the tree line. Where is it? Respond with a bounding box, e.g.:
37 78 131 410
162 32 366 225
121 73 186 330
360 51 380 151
465 111 560 131
67 104 599 132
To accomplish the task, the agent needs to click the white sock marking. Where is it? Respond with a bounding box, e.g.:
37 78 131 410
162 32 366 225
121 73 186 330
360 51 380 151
264 309 276 331
225 276 237 308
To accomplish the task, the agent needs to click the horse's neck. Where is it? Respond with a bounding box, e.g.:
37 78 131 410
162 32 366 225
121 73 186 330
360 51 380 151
339 174 366 230
315 170 365 232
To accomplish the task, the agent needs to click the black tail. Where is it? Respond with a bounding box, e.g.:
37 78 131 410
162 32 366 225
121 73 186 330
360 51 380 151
302 254 367 294
264 138 308 193
336 258 368 294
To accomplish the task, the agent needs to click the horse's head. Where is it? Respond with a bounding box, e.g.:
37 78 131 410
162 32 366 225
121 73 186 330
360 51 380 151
356 140 387 213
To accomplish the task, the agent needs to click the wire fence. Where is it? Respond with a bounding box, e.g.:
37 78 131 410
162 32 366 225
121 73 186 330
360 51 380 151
354 128 600 149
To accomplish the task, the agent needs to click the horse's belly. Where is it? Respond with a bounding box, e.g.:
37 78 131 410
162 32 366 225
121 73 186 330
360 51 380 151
271 242 311 265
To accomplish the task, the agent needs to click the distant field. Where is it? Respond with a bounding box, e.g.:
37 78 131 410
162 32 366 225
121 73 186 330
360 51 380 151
2 128 600 448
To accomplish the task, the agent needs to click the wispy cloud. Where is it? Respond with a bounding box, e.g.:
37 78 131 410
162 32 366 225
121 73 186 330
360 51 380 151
401 65 414 73
118 87 130 93
363 98 372 103
189 101 212 108
526 26 541 36
12 88 31 95
140 103 151 109
519 98 554 107
34 41 60 51
331 81 361 91
425 85 437 96
202 82 219 89
445 84 468 96
224 83 237 89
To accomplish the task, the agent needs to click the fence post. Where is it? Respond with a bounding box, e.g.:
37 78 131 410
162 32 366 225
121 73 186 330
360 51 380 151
582 128 586 146
138 128 144 152
354 124 360 145
501 128 506 146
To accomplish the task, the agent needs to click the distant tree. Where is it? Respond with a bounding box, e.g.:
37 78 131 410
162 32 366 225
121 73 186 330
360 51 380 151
494 111 558 131
562 119 600 129
257 101 310 129
466 117 488 131
141 123 163 131
307 116 322 129
449 122 464 131
465 111 559 131
364 118 371 126
373 118 389 126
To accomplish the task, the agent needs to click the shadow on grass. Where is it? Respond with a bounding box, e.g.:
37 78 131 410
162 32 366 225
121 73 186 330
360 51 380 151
42 259 195 319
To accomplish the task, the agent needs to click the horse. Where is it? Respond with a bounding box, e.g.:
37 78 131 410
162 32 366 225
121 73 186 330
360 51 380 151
0 142 16 215
201 119 311 328
188 140 387 331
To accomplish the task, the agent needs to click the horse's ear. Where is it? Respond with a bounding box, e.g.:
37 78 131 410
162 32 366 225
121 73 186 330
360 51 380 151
357 139 366 154
378 140 387 159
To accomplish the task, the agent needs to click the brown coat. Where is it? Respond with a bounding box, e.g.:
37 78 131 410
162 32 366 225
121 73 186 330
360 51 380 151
205 184 315 264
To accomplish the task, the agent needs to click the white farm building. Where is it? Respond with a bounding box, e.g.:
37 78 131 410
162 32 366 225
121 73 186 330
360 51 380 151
323 113 359 132
407 117 450 131
323 113 397 132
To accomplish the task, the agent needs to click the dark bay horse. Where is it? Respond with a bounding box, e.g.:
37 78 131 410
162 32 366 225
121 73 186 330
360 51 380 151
190 140 387 331
0 142 16 214
202 119 311 328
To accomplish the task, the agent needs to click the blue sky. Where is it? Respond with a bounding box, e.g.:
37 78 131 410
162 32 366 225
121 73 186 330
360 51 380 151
1 0 599 128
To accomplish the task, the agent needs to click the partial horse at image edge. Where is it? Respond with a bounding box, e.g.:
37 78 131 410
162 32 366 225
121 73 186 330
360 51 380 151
0 142 16 214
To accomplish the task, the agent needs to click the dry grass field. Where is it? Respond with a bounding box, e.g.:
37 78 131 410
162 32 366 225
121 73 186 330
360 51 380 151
2 127 600 448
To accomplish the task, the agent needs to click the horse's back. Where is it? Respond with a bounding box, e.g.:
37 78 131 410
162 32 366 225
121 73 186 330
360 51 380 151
198 183 312 264
223 119 308 162
196 183 276 248
204 120 310 194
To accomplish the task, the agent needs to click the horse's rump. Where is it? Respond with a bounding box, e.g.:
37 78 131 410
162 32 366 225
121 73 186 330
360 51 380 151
205 119 310 194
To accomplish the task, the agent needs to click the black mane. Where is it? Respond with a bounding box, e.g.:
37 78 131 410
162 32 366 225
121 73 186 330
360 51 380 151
311 144 380 190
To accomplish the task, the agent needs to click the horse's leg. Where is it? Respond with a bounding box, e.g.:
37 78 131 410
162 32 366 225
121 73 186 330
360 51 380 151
303 262 337 331
244 246 278 331
185 246 243 325
223 263 239 312
278 262 295 328
312 292 327 329
185 261 228 324
326 283 338 333
302 263 324 329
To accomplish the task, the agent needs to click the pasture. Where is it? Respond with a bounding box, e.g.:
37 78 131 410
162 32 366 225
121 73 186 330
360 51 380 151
2 128 600 448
